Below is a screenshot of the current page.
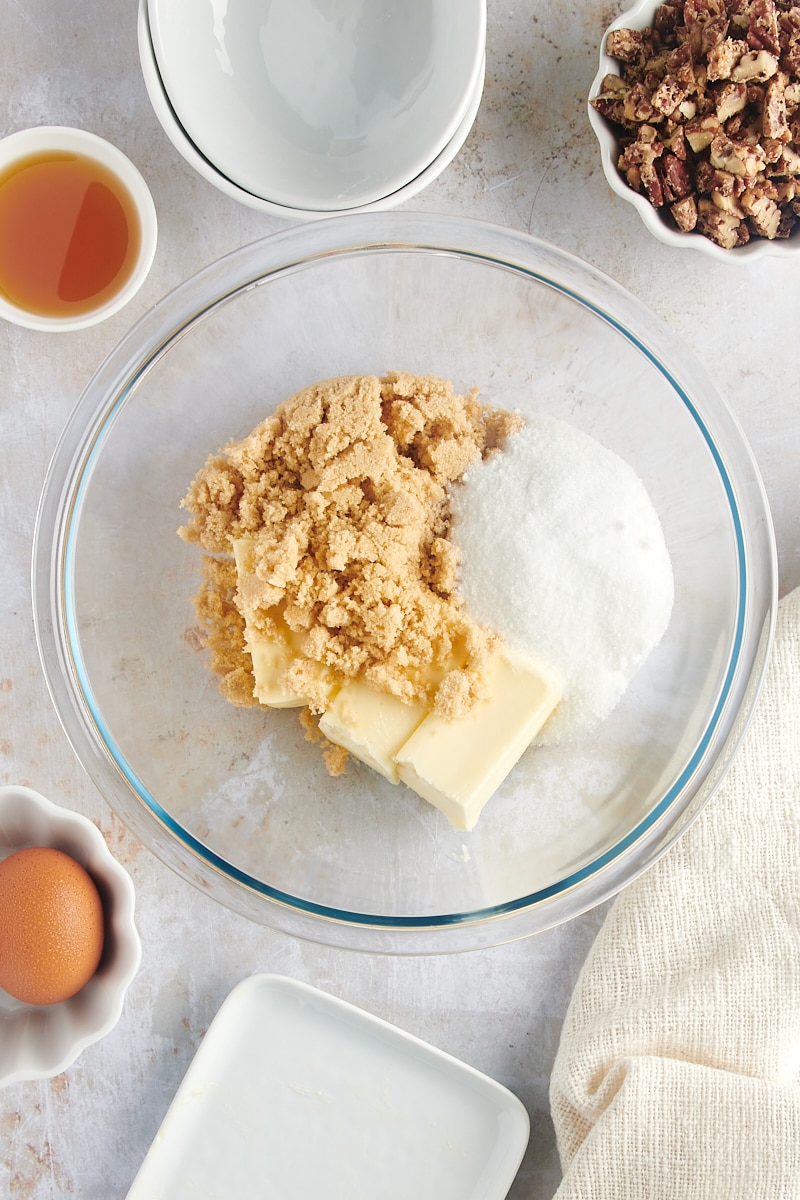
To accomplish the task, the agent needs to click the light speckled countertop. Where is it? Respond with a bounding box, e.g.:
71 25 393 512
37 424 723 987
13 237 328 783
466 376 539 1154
1 2 798 1197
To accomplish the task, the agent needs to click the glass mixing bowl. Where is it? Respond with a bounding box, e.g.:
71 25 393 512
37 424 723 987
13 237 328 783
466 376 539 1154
33 213 777 952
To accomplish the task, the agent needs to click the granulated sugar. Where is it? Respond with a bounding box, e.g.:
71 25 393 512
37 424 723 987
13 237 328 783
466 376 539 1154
451 414 674 743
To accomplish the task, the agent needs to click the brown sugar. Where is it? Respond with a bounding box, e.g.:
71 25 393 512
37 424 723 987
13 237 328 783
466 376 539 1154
178 372 522 744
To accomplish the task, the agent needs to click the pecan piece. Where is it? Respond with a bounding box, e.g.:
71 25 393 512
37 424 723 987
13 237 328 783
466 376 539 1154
731 48 779 80
711 189 746 215
696 196 749 245
671 194 699 228
715 79 749 120
763 75 790 138
683 0 730 55
685 113 723 150
709 132 767 174
770 143 800 174
783 40 800 78
624 81 659 122
747 0 781 56
652 73 691 113
776 208 797 236
654 3 681 41
741 189 782 234
606 27 648 62
707 36 749 79
660 151 694 198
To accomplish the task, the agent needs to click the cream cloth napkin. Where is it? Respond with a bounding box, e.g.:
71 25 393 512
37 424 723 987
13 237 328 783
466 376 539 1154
550 586 800 1200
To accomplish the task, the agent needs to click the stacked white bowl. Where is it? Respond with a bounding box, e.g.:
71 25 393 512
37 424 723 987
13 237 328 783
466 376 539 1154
139 0 486 220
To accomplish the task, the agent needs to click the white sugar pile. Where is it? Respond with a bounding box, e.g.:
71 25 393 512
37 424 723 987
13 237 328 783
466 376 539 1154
451 414 674 744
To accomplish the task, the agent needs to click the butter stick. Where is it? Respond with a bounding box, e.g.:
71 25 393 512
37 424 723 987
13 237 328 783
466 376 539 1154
319 681 428 783
394 647 560 831
233 537 333 709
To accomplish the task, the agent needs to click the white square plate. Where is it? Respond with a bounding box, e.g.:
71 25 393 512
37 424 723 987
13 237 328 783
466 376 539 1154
126 974 529 1199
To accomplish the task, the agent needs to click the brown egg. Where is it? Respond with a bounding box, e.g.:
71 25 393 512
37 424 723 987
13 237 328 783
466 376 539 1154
0 846 105 1005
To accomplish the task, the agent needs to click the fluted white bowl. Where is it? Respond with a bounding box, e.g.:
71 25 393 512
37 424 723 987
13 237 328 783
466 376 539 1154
0 785 141 1086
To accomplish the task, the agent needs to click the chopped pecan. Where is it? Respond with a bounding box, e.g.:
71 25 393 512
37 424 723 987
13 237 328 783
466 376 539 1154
607 27 648 62
707 36 749 77
665 126 690 157
770 142 800 172
783 40 800 77
698 161 745 193
640 158 667 204
671 193 700 227
747 0 781 54
740 188 782 231
709 131 767 172
624 81 658 122
763 74 790 136
685 112 723 148
711 188 746 213
591 0 800 246
654 3 682 41
653 73 692 112
683 0 731 54
696 195 749 243
660 151 695 196
592 92 632 128
776 208 797 235
618 124 664 166
715 79 749 118
667 41 694 71
731 48 779 78
772 176 798 201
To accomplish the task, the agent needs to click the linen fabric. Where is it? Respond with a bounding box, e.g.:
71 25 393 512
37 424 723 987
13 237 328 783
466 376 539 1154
550 587 800 1200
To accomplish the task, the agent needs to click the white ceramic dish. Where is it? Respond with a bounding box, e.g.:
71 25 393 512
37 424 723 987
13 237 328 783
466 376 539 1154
138 0 484 219
147 0 486 211
125 974 529 1200
0 126 157 330
588 0 800 262
0 785 141 1086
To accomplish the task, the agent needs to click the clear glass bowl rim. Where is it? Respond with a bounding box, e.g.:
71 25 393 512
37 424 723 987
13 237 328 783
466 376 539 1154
32 212 778 952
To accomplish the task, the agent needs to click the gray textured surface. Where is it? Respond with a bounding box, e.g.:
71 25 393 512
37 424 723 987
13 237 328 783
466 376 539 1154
0 1 798 1196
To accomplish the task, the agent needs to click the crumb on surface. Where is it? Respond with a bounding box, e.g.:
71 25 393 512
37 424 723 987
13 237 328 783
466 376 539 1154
179 373 522 745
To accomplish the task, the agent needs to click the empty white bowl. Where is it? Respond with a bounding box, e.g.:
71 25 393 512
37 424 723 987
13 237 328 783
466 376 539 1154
0 785 141 1085
146 0 485 211
138 0 484 219
588 0 800 262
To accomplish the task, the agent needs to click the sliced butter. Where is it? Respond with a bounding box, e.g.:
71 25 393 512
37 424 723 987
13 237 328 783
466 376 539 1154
319 681 428 783
394 647 561 831
232 536 333 709
246 623 306 708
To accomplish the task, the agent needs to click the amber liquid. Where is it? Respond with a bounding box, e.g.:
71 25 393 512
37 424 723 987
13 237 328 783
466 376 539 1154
0 150 142 318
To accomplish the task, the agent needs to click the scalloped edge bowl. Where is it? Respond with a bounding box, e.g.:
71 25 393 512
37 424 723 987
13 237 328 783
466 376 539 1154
0 785 141 1086
588 0 800 262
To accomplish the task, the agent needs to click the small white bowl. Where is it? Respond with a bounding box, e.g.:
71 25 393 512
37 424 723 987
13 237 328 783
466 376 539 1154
0 785 141 1086
146 0 485 211
138 0 484 220
0 127 157 330
588 0 800 262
